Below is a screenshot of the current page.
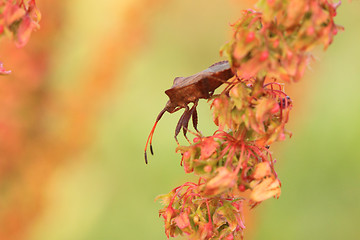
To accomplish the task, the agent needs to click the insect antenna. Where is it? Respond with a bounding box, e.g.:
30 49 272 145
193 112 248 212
144 108 166 164
181 108 193 144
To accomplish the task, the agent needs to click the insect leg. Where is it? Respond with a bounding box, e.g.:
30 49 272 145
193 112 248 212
181 107 193 144
191 100 199 133
175 106 189 144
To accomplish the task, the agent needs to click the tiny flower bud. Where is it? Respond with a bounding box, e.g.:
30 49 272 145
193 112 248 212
306 26 315 36
230 85 240 98
213 98 221 108
245 32 255 43
273 39 279 48
278 133 286 141
333 27 338 35
204 165 212 173
259 51 269 61
238 184 246 192
193 137 200 143
241 161 247 169
183 151 191 159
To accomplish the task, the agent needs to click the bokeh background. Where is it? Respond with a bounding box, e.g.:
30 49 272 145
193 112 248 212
0 0 359 240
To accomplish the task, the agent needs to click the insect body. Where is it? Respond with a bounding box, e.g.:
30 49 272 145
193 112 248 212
144 61 234 163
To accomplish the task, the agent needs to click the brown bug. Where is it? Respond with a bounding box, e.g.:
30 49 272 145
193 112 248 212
144 61 234 163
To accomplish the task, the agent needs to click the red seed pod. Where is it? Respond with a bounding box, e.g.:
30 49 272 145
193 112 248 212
259 51 269 61
246 32 255 43
239 184 246 192
306 26 315 36
204 165 212 173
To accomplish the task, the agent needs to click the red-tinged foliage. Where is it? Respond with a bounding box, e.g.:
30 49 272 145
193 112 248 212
157 0 342 239
250 177 281 202
174 211 192 234
0 0 40 48
203 167 237 196
251 162 272 180
222 1 343 82
157 180 246 240
161 131 281 238
211 81 292 146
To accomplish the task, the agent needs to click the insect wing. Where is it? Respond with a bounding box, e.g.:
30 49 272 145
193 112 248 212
205 61 231 73
165 83 203 105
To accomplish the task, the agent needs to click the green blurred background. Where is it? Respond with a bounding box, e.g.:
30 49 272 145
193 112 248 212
1 0 359 240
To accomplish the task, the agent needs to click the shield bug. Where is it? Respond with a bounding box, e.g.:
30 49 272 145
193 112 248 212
144 61 234 163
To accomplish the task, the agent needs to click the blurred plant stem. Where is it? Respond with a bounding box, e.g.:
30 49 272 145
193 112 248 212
0 0 166 239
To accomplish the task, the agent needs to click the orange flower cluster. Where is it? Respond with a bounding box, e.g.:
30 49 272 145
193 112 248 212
212 81 292 146
158 129 281 239
157 179 246 240
222 0 342 82
157 0 342 239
